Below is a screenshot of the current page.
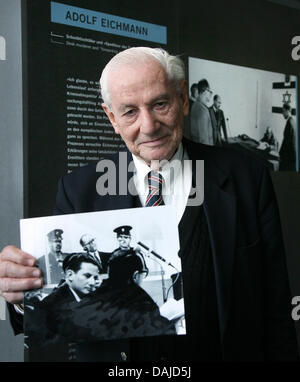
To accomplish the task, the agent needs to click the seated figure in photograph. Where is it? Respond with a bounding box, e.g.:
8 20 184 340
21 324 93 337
24 253 103 346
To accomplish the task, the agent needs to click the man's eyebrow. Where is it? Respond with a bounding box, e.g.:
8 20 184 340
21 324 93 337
151 94 171 104
118 103 136 113
118 94 171 113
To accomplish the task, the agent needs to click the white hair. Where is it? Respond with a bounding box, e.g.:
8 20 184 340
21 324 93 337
99 47 186 110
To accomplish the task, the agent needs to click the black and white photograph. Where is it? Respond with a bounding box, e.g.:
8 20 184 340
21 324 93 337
20 206 184 351
188 57 298 171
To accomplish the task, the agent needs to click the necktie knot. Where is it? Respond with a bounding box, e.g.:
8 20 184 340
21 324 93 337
145 171 164 207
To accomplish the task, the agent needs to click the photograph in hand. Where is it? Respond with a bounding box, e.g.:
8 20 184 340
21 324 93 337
20 206 185 358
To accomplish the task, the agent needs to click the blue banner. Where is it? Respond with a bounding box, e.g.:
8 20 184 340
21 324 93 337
51 2 167 44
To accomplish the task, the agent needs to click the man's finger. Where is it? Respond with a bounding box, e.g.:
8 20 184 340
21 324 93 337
0 245 36 266
0 261 41 278
0 277 42 293
1 291 24 304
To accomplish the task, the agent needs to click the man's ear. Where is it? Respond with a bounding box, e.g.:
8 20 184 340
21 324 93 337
132 270 140 284
102 103 120 134
65 269 74 282
180 80 189 117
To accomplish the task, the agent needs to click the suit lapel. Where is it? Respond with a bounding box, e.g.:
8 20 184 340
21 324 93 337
185 139 237 340
94 140 236 339
94 150 141 211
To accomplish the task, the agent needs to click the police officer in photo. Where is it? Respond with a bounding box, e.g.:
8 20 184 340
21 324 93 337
37 229 68 285
108 225 148 279
110 226 136 259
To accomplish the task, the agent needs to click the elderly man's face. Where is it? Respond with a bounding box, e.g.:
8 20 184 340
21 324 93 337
102 60 189 164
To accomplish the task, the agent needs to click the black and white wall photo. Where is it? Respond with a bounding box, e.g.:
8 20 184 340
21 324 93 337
188 57 298 172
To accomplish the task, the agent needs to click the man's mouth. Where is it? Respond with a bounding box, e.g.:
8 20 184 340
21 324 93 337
141 135 169 147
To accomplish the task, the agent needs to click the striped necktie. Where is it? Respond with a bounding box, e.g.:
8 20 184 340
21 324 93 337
145 171 165 207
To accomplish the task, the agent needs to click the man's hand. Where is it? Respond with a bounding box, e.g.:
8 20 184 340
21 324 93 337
0 245 43 304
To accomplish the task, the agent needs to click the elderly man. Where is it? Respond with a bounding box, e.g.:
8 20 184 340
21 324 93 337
0 47 298 361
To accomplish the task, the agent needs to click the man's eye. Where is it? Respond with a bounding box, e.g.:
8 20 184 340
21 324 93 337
124 109 136 117
154 101 167 109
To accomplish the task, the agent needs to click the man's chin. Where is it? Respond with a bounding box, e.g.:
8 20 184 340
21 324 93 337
139 147 175 164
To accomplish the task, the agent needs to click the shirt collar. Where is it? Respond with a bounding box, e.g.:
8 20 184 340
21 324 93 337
68 285 81 302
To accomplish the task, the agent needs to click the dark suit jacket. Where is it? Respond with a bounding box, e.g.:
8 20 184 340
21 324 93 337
279 116 296 171
24 283 77 347
87 251 111 274
209 106 228 145
8 139 298 361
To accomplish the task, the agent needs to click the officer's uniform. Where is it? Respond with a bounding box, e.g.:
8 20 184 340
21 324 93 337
110 226 138 261
37 229 68 285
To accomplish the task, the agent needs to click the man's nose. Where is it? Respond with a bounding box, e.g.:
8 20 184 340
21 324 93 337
88 278 97 286
139 108 160 134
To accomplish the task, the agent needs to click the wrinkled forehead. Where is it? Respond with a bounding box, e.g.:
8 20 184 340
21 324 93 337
107 59 168 92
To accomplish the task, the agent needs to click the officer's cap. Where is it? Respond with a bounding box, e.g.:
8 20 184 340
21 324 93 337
47 229 63 242
113 225 132 236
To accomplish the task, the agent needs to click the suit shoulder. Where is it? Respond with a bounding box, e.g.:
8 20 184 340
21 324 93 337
42 284 69 303
288 117 296 130
185 139 267 175
61 153 121 188
191 100 206 113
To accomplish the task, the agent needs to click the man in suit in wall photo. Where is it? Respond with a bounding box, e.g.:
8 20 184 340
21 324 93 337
189 83 198 113
190 79 214 145
209 94 228 146
0 46 298 361
279 103 297 171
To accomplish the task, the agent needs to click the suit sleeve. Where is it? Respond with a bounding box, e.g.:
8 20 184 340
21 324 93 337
258 166 299 360
53 176 75 215
7 303 24 335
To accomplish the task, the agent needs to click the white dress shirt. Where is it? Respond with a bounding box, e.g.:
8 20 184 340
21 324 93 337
132 143 192 223
68 285 81 302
